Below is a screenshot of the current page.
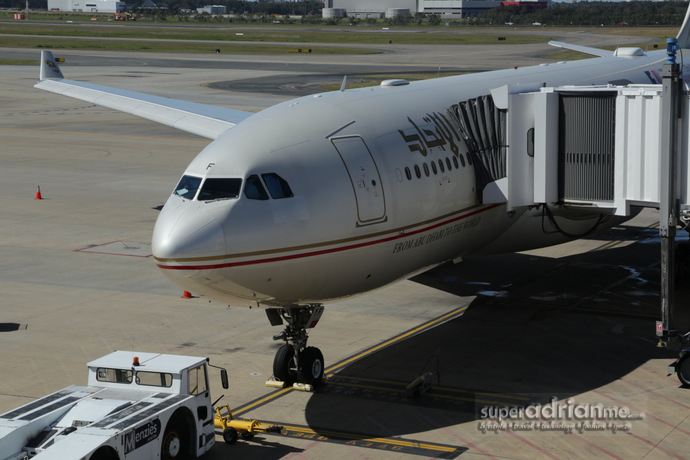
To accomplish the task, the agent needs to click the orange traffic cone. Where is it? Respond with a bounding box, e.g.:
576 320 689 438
181 290 193 299
35 185 43 200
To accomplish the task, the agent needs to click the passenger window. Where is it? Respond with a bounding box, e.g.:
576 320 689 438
453 157 459 169
423 163 430 177
262 173 294 199
414 165 421 179
244 175 269 200
458 154 466 167
438 159 445 173
198 178 242 201
431 162 438 175
446 158 452 171
174 175 202 200
405 167 412 181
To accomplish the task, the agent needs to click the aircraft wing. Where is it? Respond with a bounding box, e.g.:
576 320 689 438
548 41 613 58
34 51 252 140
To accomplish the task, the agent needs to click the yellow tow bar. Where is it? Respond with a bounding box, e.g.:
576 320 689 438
214 404 285 444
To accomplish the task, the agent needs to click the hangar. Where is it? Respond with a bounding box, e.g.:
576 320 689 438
323 0 551 19
48 0 125 13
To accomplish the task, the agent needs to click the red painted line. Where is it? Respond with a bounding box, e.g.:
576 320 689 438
593 390 690 437
625 431 687 460
439 427 499 460
157 203 500 270
570 432 625 460
620 377 690 411
504 428 561 460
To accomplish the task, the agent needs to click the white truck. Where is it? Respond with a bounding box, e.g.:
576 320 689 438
0 351 230 460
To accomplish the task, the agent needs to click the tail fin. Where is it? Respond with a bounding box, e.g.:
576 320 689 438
677 4 690 49
39 50 64 81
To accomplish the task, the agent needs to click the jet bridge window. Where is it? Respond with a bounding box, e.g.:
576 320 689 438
198 178 242 201
174 175 202 200
244 175 269 200
262 173 294 199
135 371 173 388
96 368 133 384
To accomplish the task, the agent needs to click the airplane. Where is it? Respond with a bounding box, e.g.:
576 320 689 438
34 9 690 387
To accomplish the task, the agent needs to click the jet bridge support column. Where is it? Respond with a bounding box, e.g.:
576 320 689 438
657 40 683 350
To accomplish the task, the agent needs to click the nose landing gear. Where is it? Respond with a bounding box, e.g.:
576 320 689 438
265 304 325 390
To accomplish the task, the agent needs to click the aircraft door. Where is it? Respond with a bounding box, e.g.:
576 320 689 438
331 136 387 225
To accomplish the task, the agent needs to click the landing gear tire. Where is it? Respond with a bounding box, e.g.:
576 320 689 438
298 346 324 385
223 427 238 444
273 344 295 384
678 354 690 387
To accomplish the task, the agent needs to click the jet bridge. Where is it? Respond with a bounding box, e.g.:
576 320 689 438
482 51 690 384
484 83 690 218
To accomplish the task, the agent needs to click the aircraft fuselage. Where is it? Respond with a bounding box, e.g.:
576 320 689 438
152 50 669 305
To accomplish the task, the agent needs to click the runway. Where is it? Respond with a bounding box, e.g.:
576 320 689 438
1 38 689 459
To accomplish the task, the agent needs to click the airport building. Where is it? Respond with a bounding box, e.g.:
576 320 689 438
197 4 227 14
323 0 550 19
47 0 124 12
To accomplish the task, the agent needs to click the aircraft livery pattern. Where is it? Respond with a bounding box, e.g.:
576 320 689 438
150 51 669 304
33 42 682 306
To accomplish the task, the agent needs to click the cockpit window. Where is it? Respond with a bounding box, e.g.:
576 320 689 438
262 173 293 199
198 178 242 201
174 175 202 200
244 175 269 201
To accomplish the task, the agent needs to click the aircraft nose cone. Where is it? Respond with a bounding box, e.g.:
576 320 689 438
152 204 226 261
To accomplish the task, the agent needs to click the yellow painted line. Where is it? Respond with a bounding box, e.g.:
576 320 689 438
0 127 209 143
592 220 660 252
332 375 529 402
334 375 530 401
434 385 531 401
595 240 624 251
283 424 458 453
327 379 520 406
233 387 292 416
234 305 470 417
325 305 469 374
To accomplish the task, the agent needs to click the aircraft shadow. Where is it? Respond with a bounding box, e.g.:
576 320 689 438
303 223 679 440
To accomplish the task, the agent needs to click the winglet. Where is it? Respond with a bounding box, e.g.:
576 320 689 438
677 4 690 48
39 50 64 81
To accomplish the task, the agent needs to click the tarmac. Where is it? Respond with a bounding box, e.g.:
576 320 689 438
1 33 689 459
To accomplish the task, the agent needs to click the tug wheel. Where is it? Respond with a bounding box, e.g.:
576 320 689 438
678 354 690 387
161 411 193 460
223 427 238 444
273 344 295 383
299 346 324 385
241 431 255 440
161 426 181 459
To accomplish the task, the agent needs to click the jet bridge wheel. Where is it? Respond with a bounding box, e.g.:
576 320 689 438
678 354 690 387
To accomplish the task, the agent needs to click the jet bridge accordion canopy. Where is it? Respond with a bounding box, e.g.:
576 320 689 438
481 83 690 218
